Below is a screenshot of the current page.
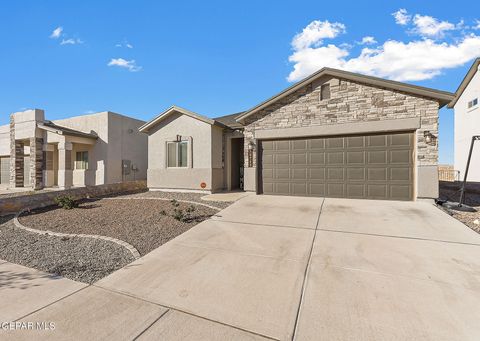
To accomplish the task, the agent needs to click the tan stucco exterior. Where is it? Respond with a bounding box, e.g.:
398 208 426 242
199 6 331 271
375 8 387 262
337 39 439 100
145 110 224 192
0 109 147 189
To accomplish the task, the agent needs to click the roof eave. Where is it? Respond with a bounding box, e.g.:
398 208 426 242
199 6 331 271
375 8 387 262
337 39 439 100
139 105 216 133
447 58 480 108
236 68 455 123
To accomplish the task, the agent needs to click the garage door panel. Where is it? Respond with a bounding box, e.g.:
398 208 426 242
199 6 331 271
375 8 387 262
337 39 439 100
310 168 325 180
327 152 344 165
347 151 365 164
390 150 411 164
390 185 412 200
347 184 365 198
368 135 387 147
309 152 325 164
260 132 413 200
292 153 307 165
368 168 387 181
308 138 325 149
310 183 325 196
390 167 411 181
347 168 366 181
327 183 345 197
292 140 307 150
293 168 307 180
327 168 344 181
327 138 344 149
347 136 365 148
390 134 412 147
368 151 387 164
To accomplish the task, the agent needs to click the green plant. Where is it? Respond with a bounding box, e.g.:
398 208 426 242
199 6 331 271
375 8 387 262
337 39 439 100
54 195 77 209
170 199 180 207
173 208 184 221
159 210 167 216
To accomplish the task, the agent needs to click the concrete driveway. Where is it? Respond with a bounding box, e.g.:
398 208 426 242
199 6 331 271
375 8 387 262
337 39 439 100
3 195 480 340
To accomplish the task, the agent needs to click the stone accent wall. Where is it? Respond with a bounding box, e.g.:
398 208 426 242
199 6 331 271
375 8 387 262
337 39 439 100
29 137 44 190
9 115 25 187
243 77 439 168
0 180 147 215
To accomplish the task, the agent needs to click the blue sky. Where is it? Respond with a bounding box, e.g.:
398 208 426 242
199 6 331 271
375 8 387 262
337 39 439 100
1 0 479 164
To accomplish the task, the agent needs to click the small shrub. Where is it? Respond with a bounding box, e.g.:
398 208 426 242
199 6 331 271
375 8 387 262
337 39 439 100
54 195 77 209
159 210 167 216
186 205 195 214
173 208 184 221
170 199 180 207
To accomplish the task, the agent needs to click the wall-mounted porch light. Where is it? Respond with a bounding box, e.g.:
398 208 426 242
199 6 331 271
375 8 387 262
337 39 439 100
424 131 437 145
247 140 255 167
248 141 256 150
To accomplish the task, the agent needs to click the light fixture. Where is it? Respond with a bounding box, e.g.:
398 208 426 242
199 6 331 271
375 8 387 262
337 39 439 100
248 141 255 150
424 131 436 144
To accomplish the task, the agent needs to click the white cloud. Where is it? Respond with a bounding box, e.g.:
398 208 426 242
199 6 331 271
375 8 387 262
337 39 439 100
291 20 345 50
412 14 456 38
60 38 83 45
359 36 377 45
474 20 480 30
287 16 480 82
393 9 411 25
50 26 63 39
107 58 142 72
116 41 134 49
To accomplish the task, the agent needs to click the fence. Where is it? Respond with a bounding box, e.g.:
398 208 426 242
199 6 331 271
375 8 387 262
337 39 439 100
438 165 460 182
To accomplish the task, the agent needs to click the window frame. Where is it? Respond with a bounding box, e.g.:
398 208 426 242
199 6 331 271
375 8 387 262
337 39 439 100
166 141 189 168
320 83 331 101
75 151 89 170
468 98 479 110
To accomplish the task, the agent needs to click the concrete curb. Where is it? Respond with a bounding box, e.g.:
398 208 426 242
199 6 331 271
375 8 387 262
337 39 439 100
14 211 141 260
102 197 222 211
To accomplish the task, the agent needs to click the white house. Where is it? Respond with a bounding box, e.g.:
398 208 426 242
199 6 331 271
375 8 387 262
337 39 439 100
449 58 480 182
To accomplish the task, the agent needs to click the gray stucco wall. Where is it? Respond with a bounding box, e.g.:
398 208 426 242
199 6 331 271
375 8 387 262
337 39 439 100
242 76 440 199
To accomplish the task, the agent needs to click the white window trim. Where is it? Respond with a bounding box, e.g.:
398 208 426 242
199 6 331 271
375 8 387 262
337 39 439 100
467 98 479 112
166 138 192 168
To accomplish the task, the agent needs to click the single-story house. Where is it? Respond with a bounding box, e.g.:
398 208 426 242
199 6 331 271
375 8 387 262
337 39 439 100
140 67 454 201
448 58 480 182
0 109 147 189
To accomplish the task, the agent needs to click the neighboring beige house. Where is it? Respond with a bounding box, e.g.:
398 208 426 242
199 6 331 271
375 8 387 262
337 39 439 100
0 109 147 189
140 67 454 201
449 58 480 182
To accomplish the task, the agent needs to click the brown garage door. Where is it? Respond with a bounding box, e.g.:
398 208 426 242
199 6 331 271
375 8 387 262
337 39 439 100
259 132 414 201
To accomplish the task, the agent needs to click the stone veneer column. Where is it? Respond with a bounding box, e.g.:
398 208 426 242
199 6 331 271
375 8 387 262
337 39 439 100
29 137 44 190
9 114 24 187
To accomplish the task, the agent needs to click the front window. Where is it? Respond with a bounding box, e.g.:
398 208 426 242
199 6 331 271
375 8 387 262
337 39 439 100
167 141 188 167
75 151 88 170
468 98 478 109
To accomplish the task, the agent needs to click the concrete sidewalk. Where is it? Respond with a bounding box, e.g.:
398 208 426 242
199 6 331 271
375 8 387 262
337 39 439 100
2 195 480 340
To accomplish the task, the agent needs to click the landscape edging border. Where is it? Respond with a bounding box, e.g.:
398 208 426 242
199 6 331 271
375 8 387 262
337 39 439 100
14 210 141 260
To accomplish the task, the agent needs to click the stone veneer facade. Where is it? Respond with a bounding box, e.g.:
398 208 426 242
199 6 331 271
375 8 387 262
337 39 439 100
242 76 439 169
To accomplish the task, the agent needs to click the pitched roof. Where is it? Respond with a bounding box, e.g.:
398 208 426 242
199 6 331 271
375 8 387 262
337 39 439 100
38 121 98 139
236 67 455 123
448 58 480 108
139 105 228 133
213 112 245 129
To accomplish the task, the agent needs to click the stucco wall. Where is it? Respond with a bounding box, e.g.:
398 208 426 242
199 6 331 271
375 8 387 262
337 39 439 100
242 76 440 198
54 112 109 184
106 112 148 183
454 67 480 181
146 112 217 191
0 124 9 156
53 111 147 185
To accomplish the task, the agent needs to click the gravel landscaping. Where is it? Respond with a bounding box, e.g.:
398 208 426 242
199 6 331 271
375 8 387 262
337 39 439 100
115 190 234 209
19 197 221 256
439 182 480 233
0 215 134 284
